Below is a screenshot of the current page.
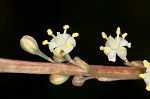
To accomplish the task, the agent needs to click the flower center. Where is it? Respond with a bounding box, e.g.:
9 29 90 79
55 34 67 46
106 36 119 50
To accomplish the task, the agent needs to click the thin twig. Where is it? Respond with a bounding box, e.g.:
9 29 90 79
0 58 145 80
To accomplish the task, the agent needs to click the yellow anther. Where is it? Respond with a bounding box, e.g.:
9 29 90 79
63 25 69 29
99 46 104 50
143 60 150 68
66 42 71 48
101 32 107 39
122 33 128 38
42 40 48 45
116 27 121 35
72 32 79 37
55 47 61 54
146 86 150 91
104 48 110 54
139 74 145 79
47 29 53 36
119 47 124 51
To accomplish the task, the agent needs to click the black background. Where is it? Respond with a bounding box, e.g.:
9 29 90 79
0 0 150 99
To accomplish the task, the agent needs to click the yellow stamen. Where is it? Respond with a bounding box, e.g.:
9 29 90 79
119 47 124 51
101 32 107 39
139 74 145 79
104 48 110 54
146 86 150 91
42 40 48 45
122 33 128 38
47 29 53 36
55 48 61 54
99 46 104 50
143 60 150 68
63 25 69 29
72 32 79 37
66 42 71 48
116 27 121 35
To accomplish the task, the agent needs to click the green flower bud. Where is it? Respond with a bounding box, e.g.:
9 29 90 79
20 35 40 55
20 35 54 62
49 74 70 85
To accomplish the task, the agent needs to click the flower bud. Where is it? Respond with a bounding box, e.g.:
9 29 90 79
20 35 54 62
20 35 40 55
72 76 85 87
49 74 70 85
72 76 94 87
74 57 93 73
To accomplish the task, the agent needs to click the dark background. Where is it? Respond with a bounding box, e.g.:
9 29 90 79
0 0 150 98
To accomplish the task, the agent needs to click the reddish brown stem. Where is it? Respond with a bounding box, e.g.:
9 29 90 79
0 58 145 80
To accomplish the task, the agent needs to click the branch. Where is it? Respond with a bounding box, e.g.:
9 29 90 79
0 58 145 80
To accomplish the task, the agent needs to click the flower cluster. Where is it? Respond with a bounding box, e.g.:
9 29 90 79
20 25 79 62
42 25 79 57
99 27 131 62
139 60 150 91
20 25 79 85
20 25 150 91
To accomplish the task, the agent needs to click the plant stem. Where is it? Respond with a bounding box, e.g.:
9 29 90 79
0 58 145 81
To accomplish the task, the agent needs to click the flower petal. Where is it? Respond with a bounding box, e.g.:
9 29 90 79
144 68 150 89
48 40 58 52
66 37 76 46
146 67 150 74
107 50 117 62
105 36 119 50
54 34 66 46
116 47 127 60
118 37 131 47
63 46 74 55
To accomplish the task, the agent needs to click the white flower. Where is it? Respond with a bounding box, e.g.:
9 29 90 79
139 60 150 91
100 27 131 62
42 25 79 57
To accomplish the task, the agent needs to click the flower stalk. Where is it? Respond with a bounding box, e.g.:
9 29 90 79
0 58 145 81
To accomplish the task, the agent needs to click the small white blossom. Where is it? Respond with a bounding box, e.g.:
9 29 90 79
42 25 79 57
139 60 150 91
100 27 131 62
